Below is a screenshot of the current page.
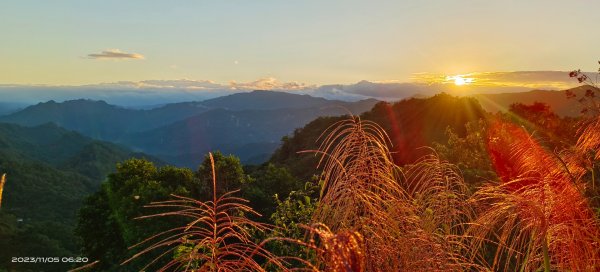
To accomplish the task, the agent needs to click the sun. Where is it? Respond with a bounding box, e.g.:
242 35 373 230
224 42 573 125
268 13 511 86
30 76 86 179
445 75 474 86
454 76 467 86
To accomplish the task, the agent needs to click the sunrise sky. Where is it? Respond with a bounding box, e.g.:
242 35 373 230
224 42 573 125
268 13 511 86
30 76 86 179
1 0 599 103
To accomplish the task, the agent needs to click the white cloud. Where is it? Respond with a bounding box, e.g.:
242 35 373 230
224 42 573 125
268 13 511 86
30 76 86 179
229 77 315 91
87 49 145 60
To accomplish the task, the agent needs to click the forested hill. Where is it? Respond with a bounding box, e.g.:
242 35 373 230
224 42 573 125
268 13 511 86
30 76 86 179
270 93 488 179
0 122 158 271
473 85 599 117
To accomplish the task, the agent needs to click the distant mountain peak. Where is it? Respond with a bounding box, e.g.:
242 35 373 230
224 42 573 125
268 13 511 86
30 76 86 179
199 90 332 110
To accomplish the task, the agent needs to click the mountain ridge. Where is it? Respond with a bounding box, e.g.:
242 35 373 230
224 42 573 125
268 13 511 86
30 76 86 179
473 85 599 117
0 91 380 166
123 101 378 167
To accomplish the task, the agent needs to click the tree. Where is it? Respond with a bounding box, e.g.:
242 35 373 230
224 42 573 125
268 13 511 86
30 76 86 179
75 186 128 271
244 164 303 219
77 158 201 271
197 151 248 197
433 120 496 189
121 153 285 271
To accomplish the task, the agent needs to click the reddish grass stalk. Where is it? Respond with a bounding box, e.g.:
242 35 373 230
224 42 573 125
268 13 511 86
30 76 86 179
267 223 365 272
308 116 410 270
577 116 600 161
402 153 481 271
0 174 5 209
467 121 600 271
309 116 478 271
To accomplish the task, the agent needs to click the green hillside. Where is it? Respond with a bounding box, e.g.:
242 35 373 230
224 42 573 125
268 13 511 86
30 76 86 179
270 93 488 178
0 123 157 271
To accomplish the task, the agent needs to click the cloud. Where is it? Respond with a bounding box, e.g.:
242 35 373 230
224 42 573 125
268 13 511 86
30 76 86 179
412 71 582 90
229 77 315 91
87 49 145 60
314 80 436 101
135 79 223 89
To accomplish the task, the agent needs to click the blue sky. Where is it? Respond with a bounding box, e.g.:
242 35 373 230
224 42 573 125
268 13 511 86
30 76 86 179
0 0 598 103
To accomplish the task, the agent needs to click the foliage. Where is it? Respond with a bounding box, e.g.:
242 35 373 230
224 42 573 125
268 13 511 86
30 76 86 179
76 158 201 271
122 153 284 271
244 163 304 220
75 186 128 271
568 65 600 117
433 120 496 188
508 102 579 148
197 151 249 197
268 181 319 260
0 122 161 271
0 211 76 271
362 93 487 164
510 102 560 128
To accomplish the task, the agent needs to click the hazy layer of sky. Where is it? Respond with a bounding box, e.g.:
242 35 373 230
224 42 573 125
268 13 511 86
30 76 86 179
1 0 599 87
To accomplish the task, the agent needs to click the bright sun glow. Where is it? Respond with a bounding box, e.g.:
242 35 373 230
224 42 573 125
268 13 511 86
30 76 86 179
454 76 466 86
445 75 474 86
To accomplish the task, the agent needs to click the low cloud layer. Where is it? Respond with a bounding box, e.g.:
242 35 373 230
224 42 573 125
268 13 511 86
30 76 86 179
313 81 435 101
412 71 582 90
87 49 145 60
230 77 314 91
0 71 589 107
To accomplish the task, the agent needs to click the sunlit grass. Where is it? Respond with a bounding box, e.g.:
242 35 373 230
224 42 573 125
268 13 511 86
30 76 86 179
466 121 600 271
306 115 479 271
0 174 5 209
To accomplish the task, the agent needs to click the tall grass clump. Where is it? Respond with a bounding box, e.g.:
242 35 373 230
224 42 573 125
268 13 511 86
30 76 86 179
309 116 409 270
402 153 479 270
466 121 600 271
304 224 365 272
311 116 403 229
0 174 5 209
268 223 365 272
576 116 600 162
122 153 284 272
309 116 476 271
